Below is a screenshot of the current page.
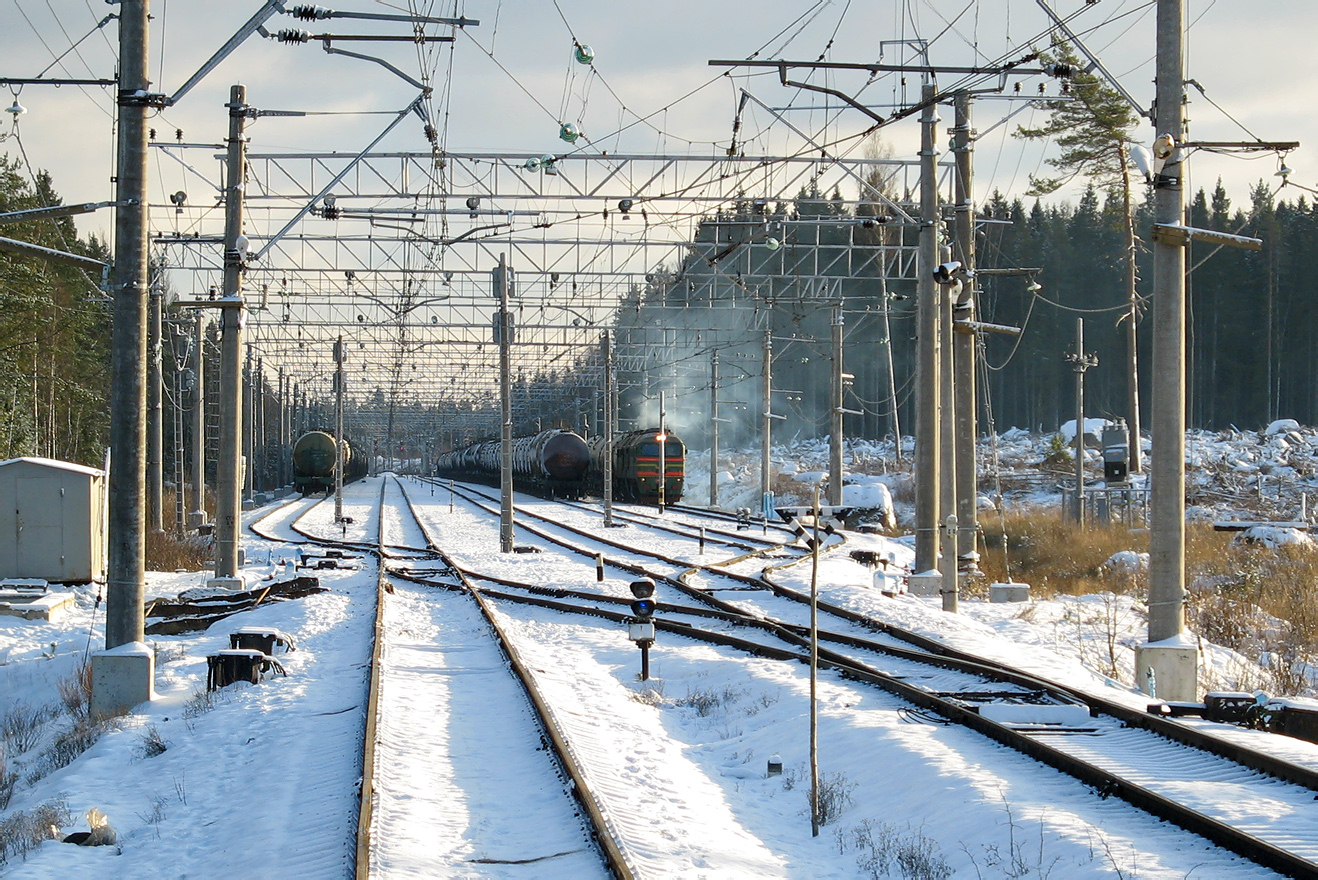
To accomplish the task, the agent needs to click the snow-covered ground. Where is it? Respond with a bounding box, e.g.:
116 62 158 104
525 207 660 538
6 426 1318 877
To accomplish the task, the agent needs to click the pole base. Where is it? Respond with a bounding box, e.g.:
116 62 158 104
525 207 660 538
907 570 942 597
90 643 155 720
1135 641 1198 702
206 574 249 592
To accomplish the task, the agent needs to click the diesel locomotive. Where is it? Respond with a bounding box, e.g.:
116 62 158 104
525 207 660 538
588 429 685 504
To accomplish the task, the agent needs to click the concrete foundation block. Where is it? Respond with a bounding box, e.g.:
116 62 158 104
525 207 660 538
907 571 943 597
990 582 1031 603
90 642 154 720
206 574 249 592
1135 641 1199 703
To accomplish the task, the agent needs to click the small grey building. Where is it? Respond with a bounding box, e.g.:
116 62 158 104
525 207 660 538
0 457 106 583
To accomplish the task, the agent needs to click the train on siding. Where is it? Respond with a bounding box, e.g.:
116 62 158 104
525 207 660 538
431 427 685 505
291 430 369 496
432 429 592 499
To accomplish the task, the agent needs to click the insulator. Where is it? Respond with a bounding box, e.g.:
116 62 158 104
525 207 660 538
424 123 437 144
290 5 331 20
277 29 310 43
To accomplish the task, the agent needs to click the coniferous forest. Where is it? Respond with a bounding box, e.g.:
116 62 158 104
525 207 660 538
608 178 1318 447
3 149 1317 470
0 156 111 465
979 178 1311 435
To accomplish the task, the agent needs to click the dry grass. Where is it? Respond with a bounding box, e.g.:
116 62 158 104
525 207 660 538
981 507 1318 695
979 509 1149 596
145 528 212 572
145 488 215 571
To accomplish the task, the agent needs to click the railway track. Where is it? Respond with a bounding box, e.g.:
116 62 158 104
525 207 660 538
248 482 621 878
395 477 1318 878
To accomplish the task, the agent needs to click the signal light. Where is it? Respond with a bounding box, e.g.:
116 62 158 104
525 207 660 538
629 578 656 618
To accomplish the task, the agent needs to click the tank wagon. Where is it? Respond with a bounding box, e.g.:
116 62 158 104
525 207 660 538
292 430 367 495
588 428 685 504
432 429 591 499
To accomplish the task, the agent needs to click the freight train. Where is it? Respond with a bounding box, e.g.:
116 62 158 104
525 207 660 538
432 428 684 505
432 429 592 499
291 430 369 495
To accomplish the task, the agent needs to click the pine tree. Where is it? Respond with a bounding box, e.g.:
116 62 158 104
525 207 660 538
1015 41 1145 468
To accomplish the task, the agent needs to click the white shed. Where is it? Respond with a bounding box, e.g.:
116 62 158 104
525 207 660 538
0 457 106 583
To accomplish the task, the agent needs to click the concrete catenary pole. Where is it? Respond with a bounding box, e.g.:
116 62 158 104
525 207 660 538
709 349 720 508
880 270 901 462
278 368 287 487
147 282 163 533
658 390 667 513
243 349 253 502
104 0 150 651
189 312 206 528
1120 144 1144 475
212 85 249 585
603 330 615 527
914 83 942 573
829 304 844 507
761 329 773 525
939 245 958 613
255 357 264 492
172 349 185 537
498 254 514 553
334 336 344 522
1073 318 1088 523
952 91 979 572
1141 0 1196 700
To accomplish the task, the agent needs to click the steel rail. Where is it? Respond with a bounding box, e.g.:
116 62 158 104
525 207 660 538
390 479 636 879
411 480 1318 877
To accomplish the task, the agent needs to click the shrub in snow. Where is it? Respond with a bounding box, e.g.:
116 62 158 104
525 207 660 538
676 685 742 717
0 758 15 809
25 716 110 785
56 663 93 722
134 725 169 759
848 819 951 880
2 702 48 754
813 771 857 826
0 797 71 865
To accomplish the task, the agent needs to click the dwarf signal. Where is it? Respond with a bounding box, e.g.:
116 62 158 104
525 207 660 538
628 579 657 680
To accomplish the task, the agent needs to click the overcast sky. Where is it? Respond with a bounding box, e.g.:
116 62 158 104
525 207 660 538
2 0 1313 242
